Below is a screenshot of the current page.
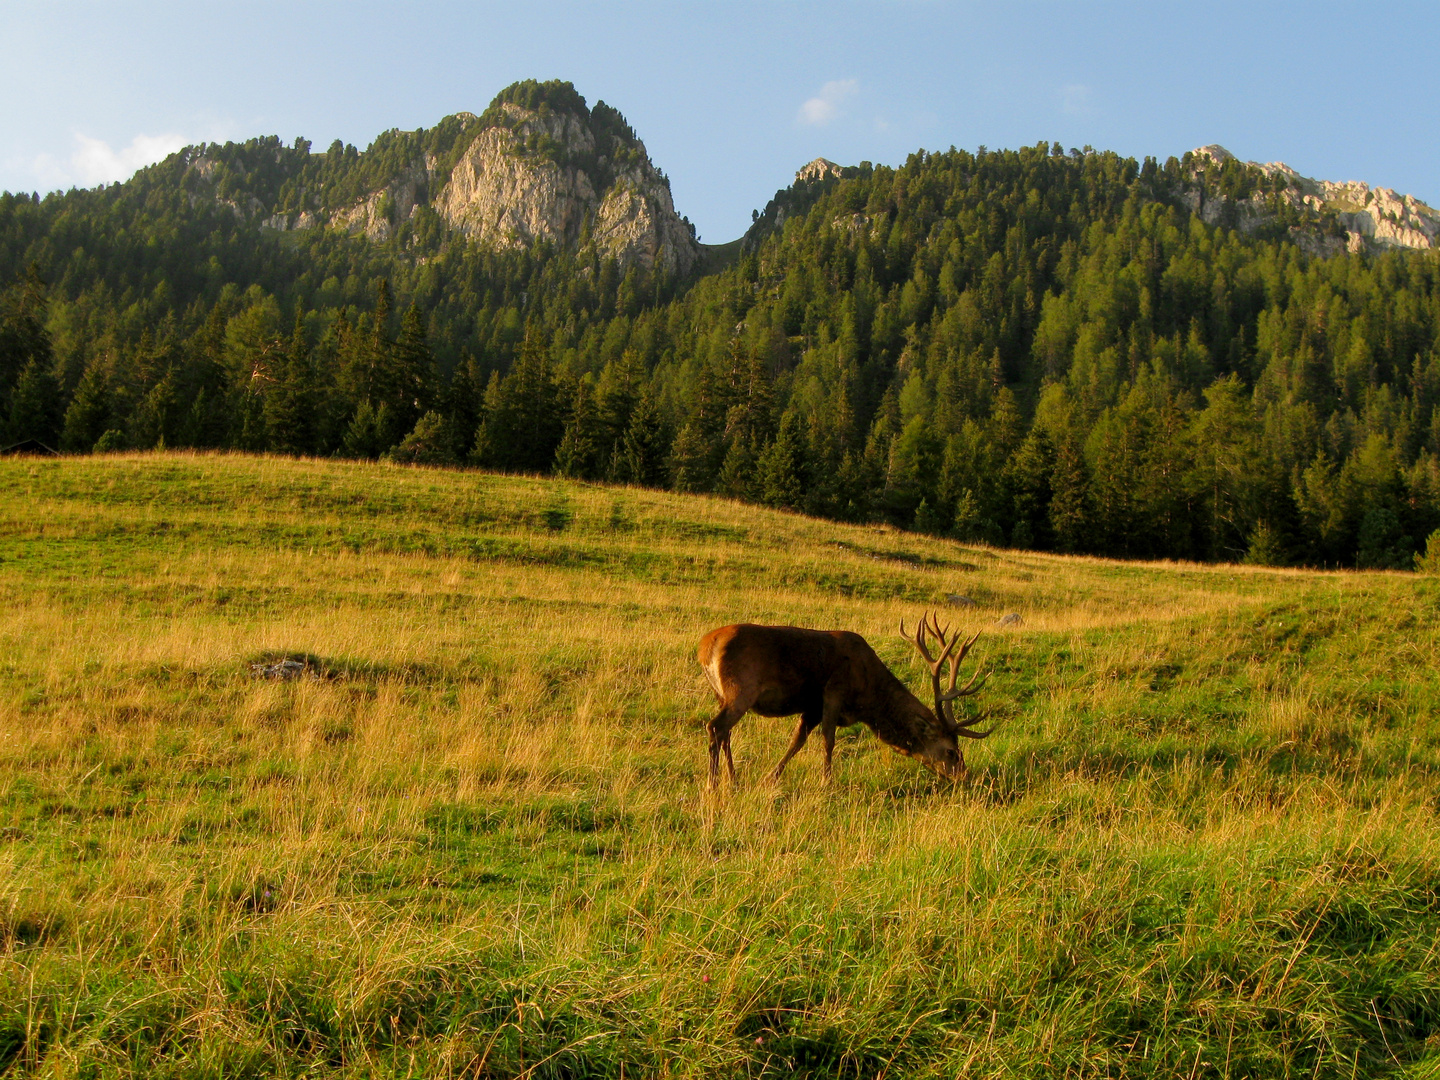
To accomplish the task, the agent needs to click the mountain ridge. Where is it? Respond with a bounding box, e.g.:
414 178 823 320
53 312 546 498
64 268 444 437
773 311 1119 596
4 83 1440 572
148 80 702 274
1184 143 1438 255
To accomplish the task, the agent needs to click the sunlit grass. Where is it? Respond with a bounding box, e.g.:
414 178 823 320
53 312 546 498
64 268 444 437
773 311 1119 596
1 451 1439 1077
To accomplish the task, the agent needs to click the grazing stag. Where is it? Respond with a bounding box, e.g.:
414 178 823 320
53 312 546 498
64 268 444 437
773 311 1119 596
696 613 992 786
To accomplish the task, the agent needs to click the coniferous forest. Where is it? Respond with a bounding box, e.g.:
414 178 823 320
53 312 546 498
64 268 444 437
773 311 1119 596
3 84 1440 570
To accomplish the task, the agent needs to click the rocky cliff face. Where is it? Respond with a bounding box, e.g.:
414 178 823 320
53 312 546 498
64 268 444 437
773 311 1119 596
190 84 702 275
433 101 698 274
1185 145 1438 256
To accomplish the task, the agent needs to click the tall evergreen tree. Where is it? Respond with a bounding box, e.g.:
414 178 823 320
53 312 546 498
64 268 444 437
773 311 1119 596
61 356 112 452
554 378 602 479
615 388 669 487
5 358 62 447
0 265 52 423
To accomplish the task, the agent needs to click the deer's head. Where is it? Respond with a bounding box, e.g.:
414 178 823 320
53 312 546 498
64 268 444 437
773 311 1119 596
901 613 992 780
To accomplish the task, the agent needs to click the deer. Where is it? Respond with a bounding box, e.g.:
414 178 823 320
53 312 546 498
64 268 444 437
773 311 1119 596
696 613 993 787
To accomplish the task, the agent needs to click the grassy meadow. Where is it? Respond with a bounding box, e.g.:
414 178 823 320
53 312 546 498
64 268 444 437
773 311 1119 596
2 452 1440 1078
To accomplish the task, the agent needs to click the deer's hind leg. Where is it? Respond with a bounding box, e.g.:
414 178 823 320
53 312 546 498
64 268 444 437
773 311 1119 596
706 692 754 788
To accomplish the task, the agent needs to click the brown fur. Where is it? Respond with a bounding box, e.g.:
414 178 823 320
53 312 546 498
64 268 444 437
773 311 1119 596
697 622 975 786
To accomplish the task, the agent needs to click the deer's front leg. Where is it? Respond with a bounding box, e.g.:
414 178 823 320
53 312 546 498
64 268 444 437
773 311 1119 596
820 721 837 783
819 681 847 783
769 713 816 781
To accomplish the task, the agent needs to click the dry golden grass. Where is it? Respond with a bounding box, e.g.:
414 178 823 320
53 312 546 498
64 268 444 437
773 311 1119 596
1 452 1439 1077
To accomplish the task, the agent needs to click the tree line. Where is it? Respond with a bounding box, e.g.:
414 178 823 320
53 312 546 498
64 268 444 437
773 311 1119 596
3 139 1440 569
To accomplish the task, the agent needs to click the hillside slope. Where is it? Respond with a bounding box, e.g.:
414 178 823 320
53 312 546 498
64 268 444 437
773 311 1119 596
3 452 1440 1077
2 90 1440 572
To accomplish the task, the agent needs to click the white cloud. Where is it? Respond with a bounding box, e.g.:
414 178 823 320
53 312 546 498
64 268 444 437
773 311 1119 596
31 131 190 190
798 79 858 126
1059 84 1093 117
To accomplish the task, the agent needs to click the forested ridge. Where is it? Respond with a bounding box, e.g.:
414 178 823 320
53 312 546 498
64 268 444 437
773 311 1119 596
3 86 1439 569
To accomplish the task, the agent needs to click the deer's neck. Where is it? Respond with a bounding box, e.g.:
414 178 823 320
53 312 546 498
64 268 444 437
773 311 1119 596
862 681 941 756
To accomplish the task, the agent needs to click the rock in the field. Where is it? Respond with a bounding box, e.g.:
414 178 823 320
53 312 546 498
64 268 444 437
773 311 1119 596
995 613 1023 628
250 658 315 681
946 594 978 607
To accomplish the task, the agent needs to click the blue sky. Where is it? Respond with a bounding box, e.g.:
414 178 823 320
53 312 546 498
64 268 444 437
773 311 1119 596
3 1 1436 243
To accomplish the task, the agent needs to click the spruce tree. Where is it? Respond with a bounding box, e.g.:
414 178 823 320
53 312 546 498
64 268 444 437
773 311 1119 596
554 378 602 479
758 412 807 510
595 349 643 478
5 358 62 448
129 368 177 449
716 436 759 499
390 410 450 466
616 389 669 487
0 265 52 421
391 304 437 441
265 310 316 456
470 371 507 467
342 400 390 460
1049 436 1093 553
61 357 112 452
668 421 714 493
1004 428 1056 550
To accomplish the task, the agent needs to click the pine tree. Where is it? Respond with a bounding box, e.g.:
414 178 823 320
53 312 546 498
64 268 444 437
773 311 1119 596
5 358 62 448
61 356 112 452
554 378 602 479
615 389 669 487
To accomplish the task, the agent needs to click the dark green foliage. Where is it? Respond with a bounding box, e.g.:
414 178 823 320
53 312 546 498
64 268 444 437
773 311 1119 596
389 410 453 466
613 389 669 487
0 267 60 448
2 125 1439 566
554 378 602 480
61 357 112 452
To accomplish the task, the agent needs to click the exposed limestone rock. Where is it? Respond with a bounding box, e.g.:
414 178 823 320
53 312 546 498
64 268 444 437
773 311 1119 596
591 168 698 275
831 211 870 234
1187 145 1438 254
796 158 842 184
332 163 429 242
436 104 597 249
434 101 698 274
261 209 317 231
174 88 700 275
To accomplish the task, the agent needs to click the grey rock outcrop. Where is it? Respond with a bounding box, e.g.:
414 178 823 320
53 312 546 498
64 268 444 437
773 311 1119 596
175 88 701 275
1187 145 1438 255
434 101 699 274
796 157 843 184
332 162 431 242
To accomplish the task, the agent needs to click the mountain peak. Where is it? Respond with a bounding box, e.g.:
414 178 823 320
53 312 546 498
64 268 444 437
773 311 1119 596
795 158 843 185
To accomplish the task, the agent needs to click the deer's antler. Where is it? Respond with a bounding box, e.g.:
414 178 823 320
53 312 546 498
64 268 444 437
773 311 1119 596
903 611 990 729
